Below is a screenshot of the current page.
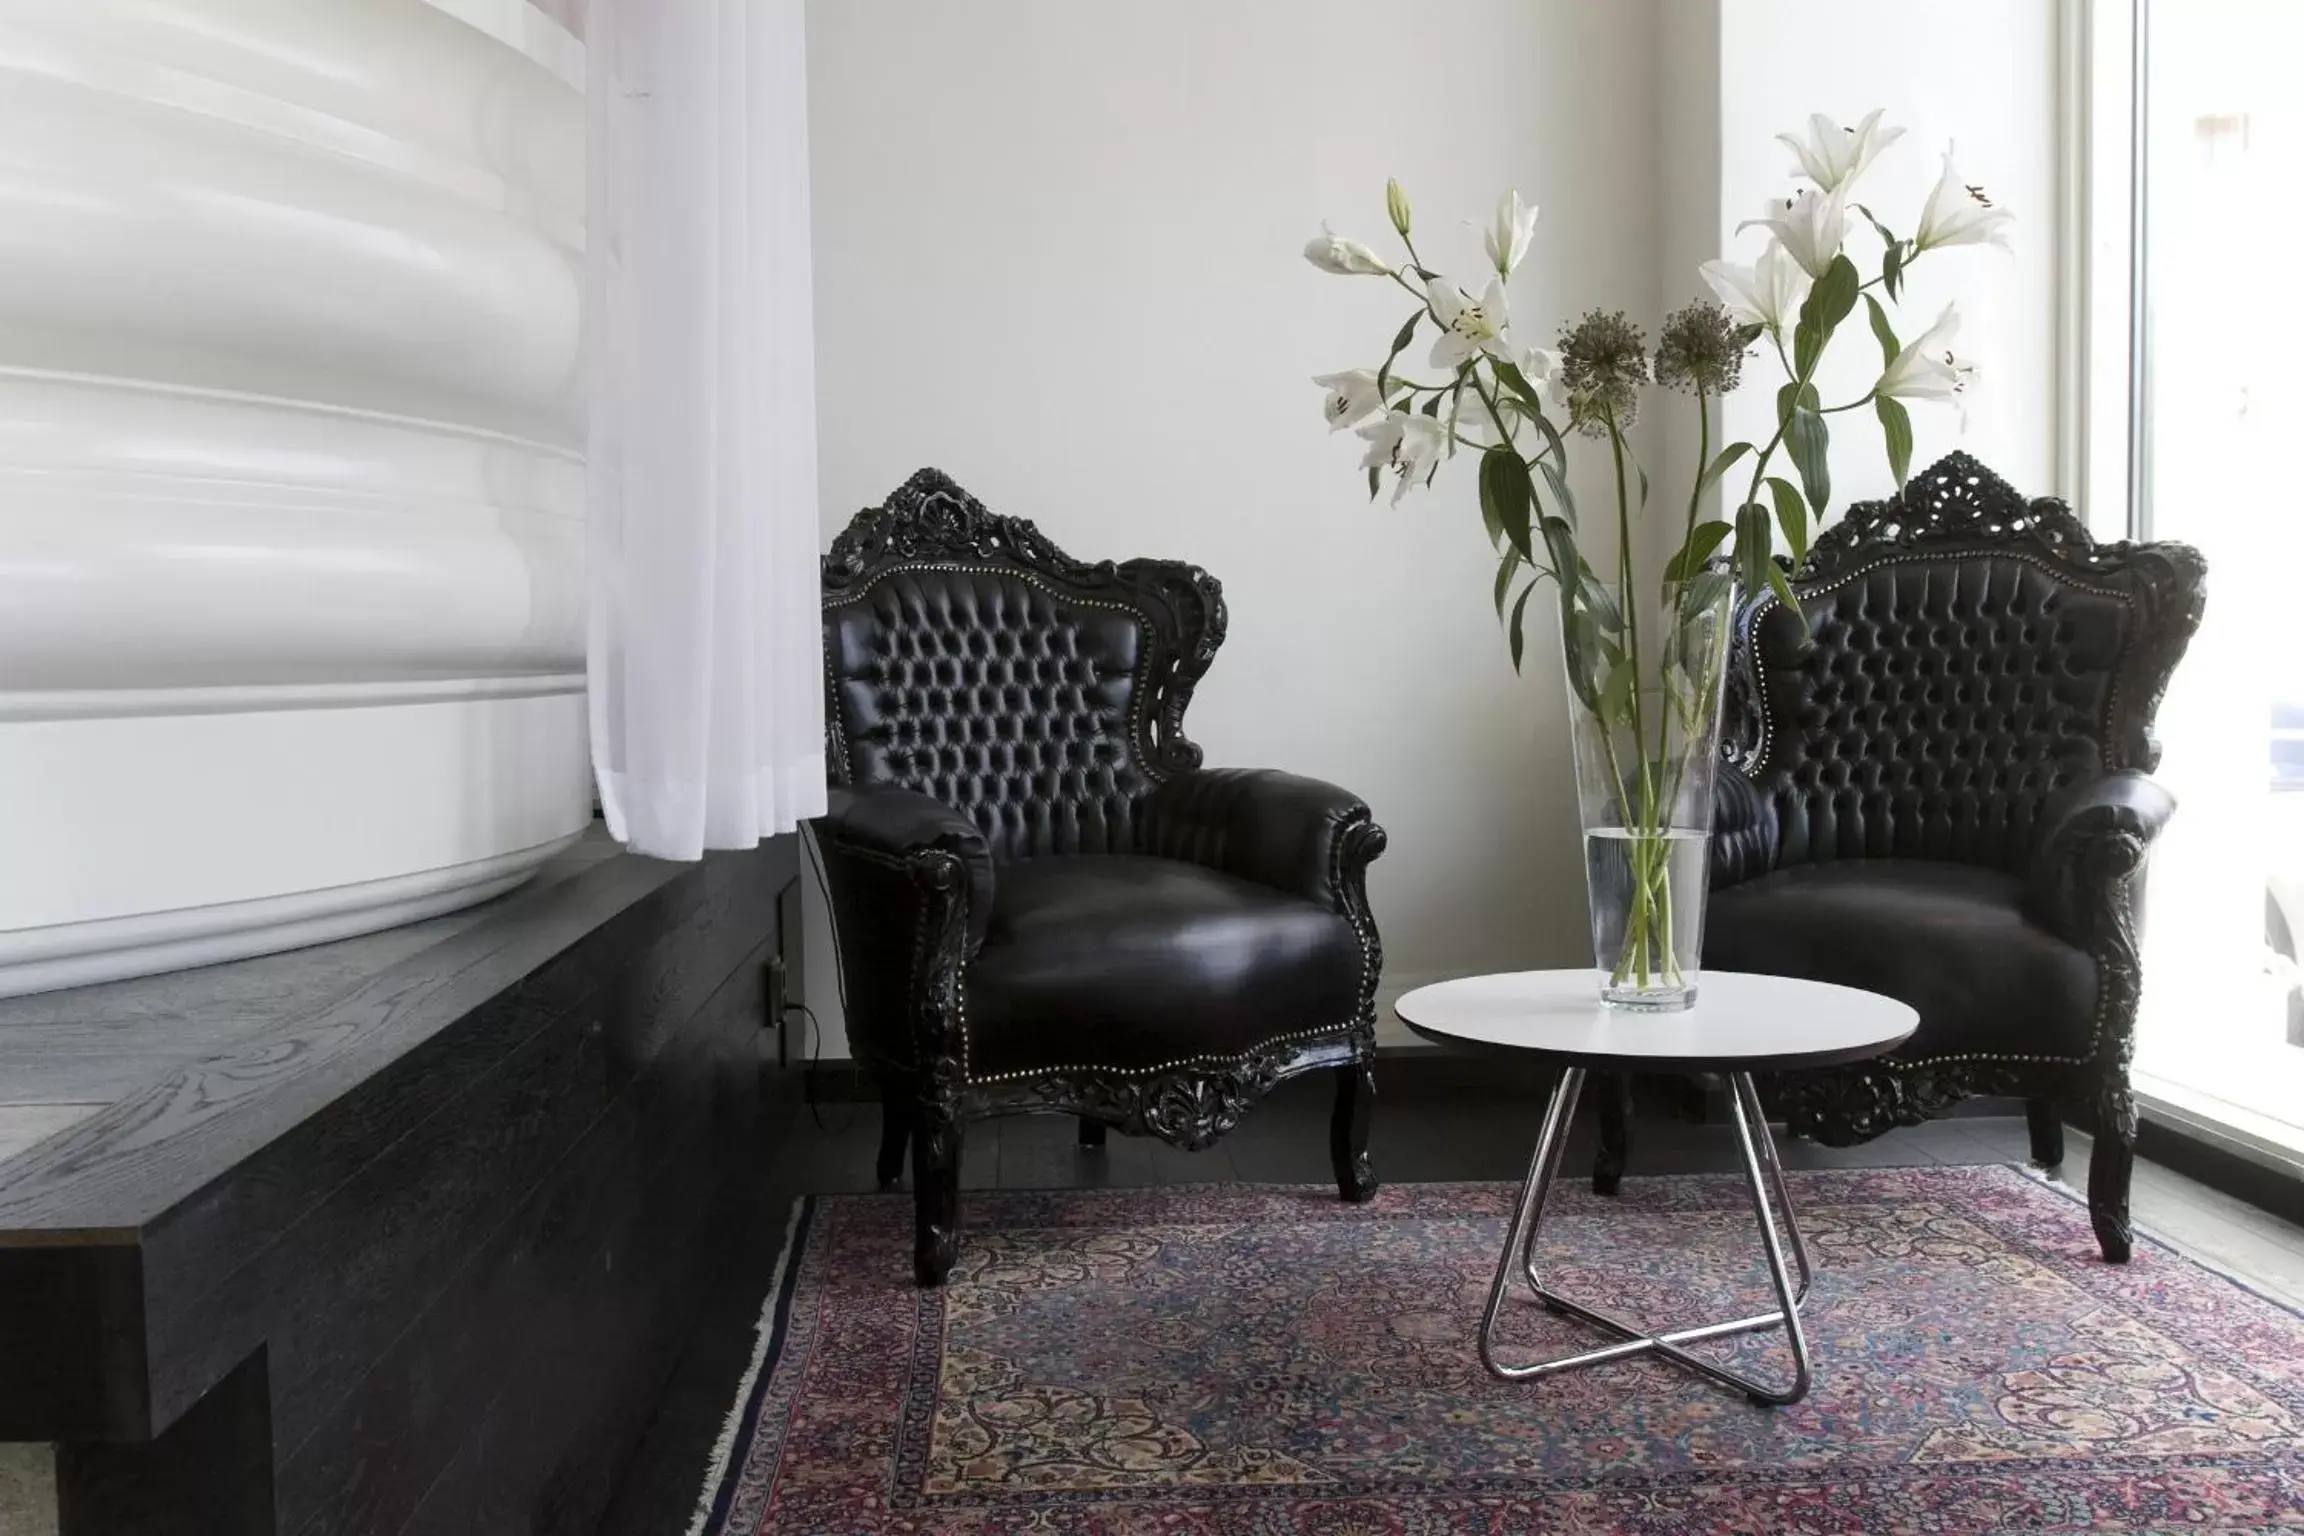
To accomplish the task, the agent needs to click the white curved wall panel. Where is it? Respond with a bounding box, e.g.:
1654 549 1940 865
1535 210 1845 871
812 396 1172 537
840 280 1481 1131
0 0 591 997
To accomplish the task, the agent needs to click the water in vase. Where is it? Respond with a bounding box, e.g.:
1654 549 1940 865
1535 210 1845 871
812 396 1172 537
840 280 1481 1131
1584 827 1712 1010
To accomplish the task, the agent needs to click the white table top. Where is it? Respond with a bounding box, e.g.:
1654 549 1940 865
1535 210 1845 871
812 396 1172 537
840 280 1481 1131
1395 970 1917 1072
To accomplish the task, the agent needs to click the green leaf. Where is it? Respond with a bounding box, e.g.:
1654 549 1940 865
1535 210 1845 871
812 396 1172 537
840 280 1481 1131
1876 393 1914 488
1493 359 1548 422
1765 476 1810 563
1735 500 1772 592
1663 520 1732 582
1478 446 1534 560
1419 390 1443 418
1366 465 1380 502
1698 442 1754 495
1559 599 1602 706
1766 559 1802 614
1493 550 1521 618
1537 461 1575 531
1600 659 1635 720
1683 568 1732 619
1539 515 1581 602
1787 406 1831 518
1775 379 1819 426
1508 583 1535 675
1883 242 1906 303
1375 310 1420 396
1790 254 1860 377
1862 293 1900 371
1853 202 1899 252
1578 561 1624 633
1529 413 1577 527
1813 253 1860 328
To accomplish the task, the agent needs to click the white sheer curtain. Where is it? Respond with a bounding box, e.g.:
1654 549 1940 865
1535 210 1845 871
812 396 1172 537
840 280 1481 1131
585 0 826 860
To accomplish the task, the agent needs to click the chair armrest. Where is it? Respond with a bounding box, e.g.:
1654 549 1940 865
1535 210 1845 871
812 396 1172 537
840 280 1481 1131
1709 761 1780 890
814 786 996 954
2023 770 2176 948
809 786 995 1084
1137 768 1385 911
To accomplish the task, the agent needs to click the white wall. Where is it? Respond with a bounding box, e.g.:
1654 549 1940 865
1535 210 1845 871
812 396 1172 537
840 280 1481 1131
801 0 1664 1048
1715 0 2061 509
795 0 2063 1055
1649 0 1729 579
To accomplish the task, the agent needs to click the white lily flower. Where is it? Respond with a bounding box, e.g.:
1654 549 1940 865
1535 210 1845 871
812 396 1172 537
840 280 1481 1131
1736 184 1850 279
1874 304 1975 401
1426 274 1517 371
1778 108 1905 193
1700 240 1813 339
1482 190 1539 276
1356 409 1448 504
1912 153 2015 253
1303 223 1393 276
1313 369 1387 432
1516 344 1563 388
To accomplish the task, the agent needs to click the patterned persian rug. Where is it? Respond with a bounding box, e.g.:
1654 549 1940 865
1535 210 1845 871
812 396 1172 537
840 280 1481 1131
695 1168 2304 1534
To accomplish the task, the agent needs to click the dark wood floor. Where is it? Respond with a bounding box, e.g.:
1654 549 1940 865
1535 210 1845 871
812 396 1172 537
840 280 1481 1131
592 1063 2081 1536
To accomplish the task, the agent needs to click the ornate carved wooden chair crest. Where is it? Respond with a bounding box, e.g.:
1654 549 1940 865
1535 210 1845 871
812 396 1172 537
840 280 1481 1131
814 469 1387 1285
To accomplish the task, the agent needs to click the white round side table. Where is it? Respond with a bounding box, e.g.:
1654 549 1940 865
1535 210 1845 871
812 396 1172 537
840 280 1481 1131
1395 970 1917 1405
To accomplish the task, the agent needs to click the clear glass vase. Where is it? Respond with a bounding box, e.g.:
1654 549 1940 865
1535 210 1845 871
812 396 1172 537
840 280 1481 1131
1559 582 1734 1010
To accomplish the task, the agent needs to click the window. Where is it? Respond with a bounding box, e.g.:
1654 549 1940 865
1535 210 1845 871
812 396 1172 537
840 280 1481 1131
2087 0 2304 1166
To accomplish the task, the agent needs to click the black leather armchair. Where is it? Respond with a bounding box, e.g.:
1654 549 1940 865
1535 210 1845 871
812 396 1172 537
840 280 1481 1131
813 470 1387 1285
1700 453 2205 1262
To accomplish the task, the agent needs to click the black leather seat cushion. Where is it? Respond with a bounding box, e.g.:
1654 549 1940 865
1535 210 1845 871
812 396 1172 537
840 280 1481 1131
1705 860 2099 1062
963 855 1362 1081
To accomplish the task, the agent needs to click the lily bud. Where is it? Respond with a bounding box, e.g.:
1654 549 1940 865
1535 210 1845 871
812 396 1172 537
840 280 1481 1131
1386 178 1412 239
1303 223 1393 277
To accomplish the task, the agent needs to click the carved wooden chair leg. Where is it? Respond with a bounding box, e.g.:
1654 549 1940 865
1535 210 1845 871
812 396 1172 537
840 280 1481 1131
2024 1095 2064 1172
912 1112 964 1287
1592 1071 1633 1195
1331 1061 1378 1202
2087 1085 2137 1264
1077 1117 1108 1149
876 1088 915 1192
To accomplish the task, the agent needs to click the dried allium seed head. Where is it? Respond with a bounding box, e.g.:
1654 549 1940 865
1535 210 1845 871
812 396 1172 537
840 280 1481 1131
1557 309 1648 435
1654 300 1753 396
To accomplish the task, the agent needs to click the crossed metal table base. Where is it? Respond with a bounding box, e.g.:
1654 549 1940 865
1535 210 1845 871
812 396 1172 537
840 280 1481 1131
1479 1066 1815 1405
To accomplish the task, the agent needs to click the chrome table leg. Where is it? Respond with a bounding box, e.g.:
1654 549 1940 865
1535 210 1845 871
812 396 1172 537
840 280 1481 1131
1479 1070 1815 1404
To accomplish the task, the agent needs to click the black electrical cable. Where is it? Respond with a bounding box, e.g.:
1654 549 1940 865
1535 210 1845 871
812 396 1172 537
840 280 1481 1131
794 828 858 1132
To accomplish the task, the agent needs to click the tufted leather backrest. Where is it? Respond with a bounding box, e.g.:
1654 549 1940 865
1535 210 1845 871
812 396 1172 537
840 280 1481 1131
1725 454 2207 877
1744 554 2128 871
825 565 1151 860
820 470 1227 862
